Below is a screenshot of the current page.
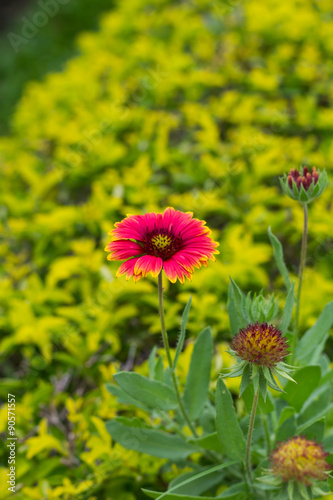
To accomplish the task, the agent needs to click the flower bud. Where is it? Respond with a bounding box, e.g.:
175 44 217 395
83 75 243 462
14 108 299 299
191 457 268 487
271 436 330 486
280 166 328 203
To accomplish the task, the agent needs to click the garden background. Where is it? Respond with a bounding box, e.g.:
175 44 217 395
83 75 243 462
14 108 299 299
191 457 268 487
1 0 333 498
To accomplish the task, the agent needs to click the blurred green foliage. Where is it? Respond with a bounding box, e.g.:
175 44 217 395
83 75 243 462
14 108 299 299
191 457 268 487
0 0 115 134
1 0 333 498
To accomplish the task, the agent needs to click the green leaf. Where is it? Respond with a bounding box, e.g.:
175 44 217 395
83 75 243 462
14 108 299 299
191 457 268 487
173 296 192 371
280 282 295 333
298 417 325 442
215 378 246 460
299 185 309 202
105 383 149 410
298 384 332 425
142 491 217 500
281 366 321 412
183 327 213 420
275 415 297 443
268 227 291 289
218 483 247 499
259 370 267 402
239 364 251 397
189 432 221 453
154 356 165 382
148 348 165 382
323 435 333 453
242 383 274 415
296 301 333 364
278 406 296 428
144 461 239 500
113 372 177 411
227 279 247 336
106 417 198 459
148 346 158 379
168 465 225 496
263 367 283 392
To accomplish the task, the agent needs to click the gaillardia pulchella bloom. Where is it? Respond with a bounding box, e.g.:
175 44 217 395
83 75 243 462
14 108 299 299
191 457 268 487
280 166 328 203
223 323 295 398
271 436 330 486
105 207 219 283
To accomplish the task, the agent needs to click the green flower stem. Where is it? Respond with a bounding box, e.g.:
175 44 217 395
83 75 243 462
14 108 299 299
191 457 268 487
245 386 260 484
158 272 198 438
291 202 308 363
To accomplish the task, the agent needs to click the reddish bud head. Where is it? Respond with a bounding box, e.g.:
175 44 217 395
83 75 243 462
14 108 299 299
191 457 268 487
287 166 319 191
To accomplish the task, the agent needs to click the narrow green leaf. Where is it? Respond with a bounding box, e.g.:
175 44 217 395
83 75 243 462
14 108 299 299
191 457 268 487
106 417 198 460
296 301 333 364
280 282 295 333
259 370 267 402
298 417 325 442
242 384 274 415
268 227 291 289
263 367 283 392
227 280 247 336
298 384 331 425
287 481 295 500
168 465 225 496
274 368 296 384
252 374 259 394
215 378 246 460
239 364 251 397
148 346 158 379
149 461 239 500
154 356 164 382
278 406 296 428
142 490 217 500
311 182 321 198
230 278 249 324
113 371 177 411
281 366 321 411
298 482 310 500
173 296 192 371
299 185 309 202
183 327 213 420
292 180 299 198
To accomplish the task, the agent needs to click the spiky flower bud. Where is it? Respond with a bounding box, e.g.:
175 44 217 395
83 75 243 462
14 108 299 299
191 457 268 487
230 323 288 369
280 166 328 203
271 436 330 486
222 323 295 399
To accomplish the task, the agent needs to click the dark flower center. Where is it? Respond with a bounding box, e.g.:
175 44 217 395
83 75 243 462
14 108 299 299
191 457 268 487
143 228 182 259
288 166 319 191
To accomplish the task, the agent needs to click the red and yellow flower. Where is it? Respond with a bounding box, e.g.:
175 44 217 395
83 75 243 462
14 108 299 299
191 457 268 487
105 207 219 283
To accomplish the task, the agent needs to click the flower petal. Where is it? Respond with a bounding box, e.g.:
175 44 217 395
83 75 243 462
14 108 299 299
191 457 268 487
163 257 192 284
115 258 140 279
134 255 163 277
105 240 144 261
